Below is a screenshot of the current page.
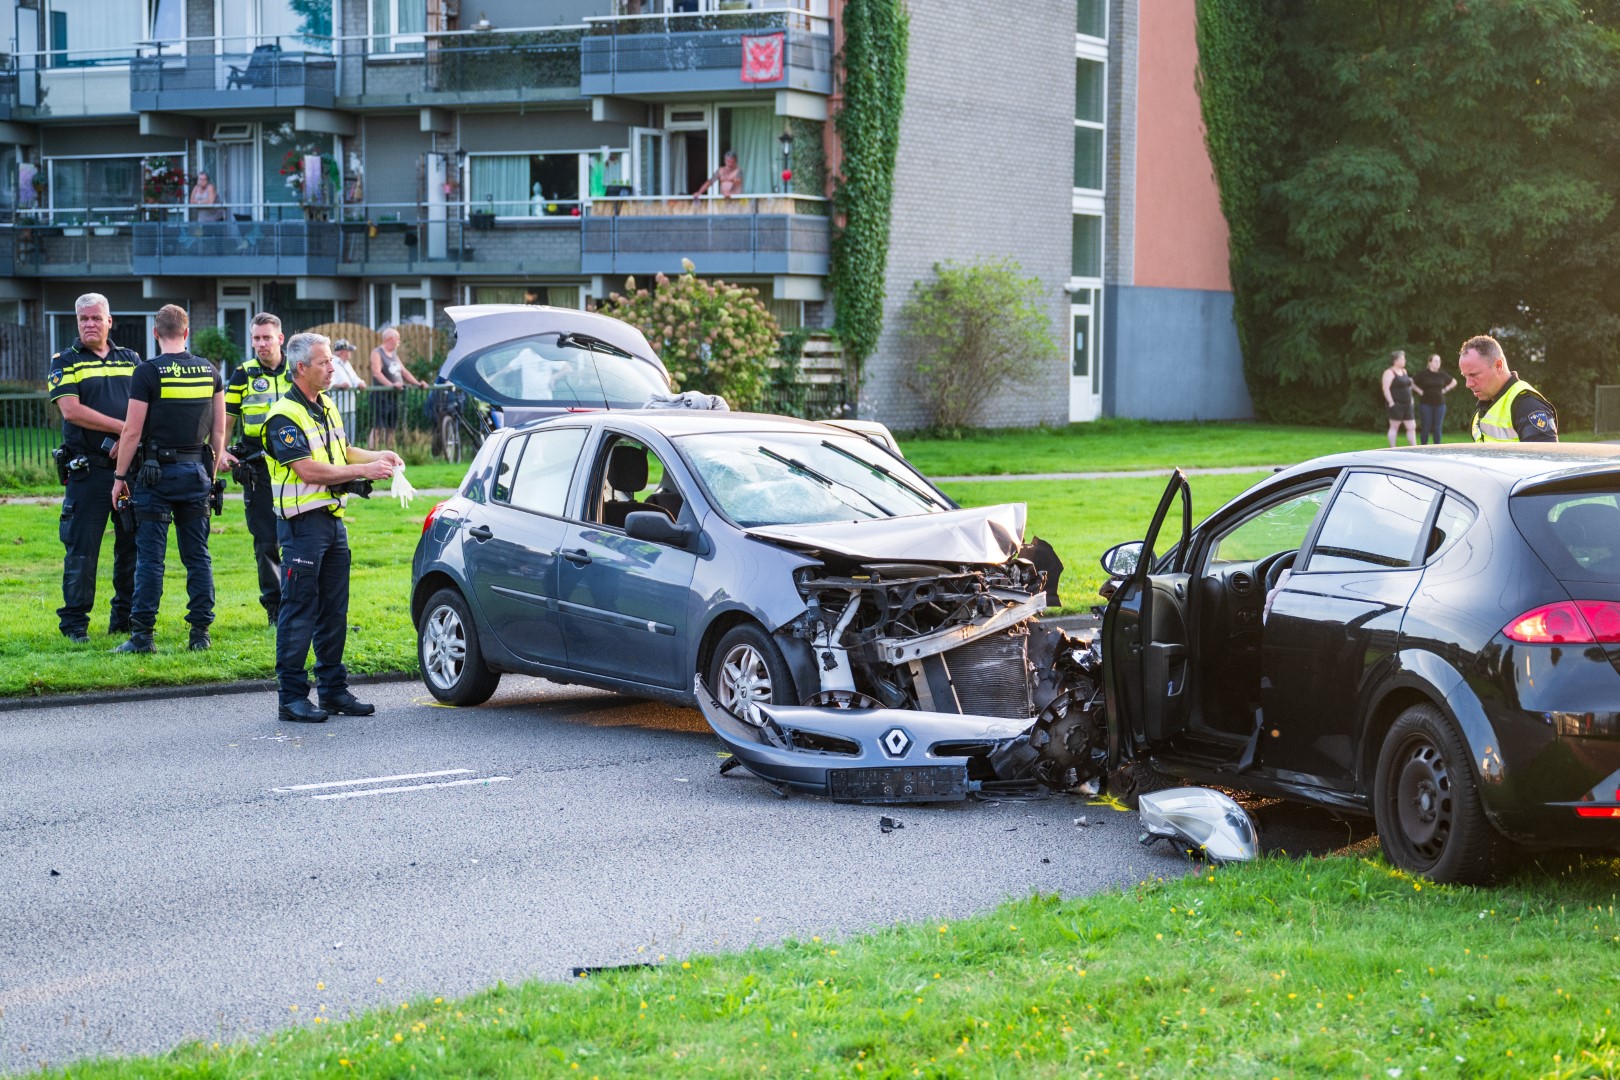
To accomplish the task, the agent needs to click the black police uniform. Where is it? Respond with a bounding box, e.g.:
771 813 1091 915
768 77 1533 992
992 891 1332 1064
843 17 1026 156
47 338 140 640
224 357 293 623
122 351 223 648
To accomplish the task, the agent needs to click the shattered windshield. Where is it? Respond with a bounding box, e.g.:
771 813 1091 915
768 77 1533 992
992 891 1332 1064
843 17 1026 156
677 431 950 527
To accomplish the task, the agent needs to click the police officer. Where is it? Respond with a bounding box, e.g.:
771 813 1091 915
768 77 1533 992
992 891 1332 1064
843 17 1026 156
48 293 141 643
110 305 226 653
220 312 293 625
264 333 402 723
1459 334 1559 443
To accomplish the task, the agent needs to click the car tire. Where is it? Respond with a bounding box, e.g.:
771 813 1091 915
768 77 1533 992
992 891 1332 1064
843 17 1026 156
418 587 500 706
708 623 796 724
1373 702 1507 884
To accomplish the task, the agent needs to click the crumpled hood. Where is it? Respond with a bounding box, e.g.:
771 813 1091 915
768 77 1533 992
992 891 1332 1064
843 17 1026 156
745 504 1027 564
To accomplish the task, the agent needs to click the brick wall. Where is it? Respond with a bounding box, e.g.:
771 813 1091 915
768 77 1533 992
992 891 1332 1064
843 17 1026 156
859 0 1075 430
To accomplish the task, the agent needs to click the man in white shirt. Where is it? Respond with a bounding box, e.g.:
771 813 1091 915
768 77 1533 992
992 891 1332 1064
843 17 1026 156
328 338 366 439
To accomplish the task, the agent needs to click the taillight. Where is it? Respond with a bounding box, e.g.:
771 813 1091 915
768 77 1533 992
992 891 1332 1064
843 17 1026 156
1574 806 1620 818
1503 601 1620 644
422 501 447 535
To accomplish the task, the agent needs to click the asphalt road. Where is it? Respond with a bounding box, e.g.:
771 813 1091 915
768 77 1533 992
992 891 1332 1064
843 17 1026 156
0 678 1369 1074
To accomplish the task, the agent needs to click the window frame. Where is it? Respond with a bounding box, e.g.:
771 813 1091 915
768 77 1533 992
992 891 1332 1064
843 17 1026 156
582 430 686 532
1073 54 1106 195
491 426 590 520
1202 481 1335 573
464 149 610 220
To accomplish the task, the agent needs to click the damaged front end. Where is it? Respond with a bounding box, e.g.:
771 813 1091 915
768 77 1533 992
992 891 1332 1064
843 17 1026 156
702 506 1111 801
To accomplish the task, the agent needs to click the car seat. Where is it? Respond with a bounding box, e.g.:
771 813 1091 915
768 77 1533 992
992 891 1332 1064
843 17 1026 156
601 444 648 528
1552 501 1620 570
643 489 683 522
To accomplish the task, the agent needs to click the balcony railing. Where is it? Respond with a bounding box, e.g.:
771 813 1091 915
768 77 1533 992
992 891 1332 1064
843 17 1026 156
2 215 135 276
581 195 828 276
131 37 337 111
348 27 584 106
132 219 340 276
335 202 582 275
0 46 141 119
581 9 832 97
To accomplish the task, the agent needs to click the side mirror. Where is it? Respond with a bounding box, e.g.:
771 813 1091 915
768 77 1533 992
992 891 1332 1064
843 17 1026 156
625 509 694 548
1100 540 1143 579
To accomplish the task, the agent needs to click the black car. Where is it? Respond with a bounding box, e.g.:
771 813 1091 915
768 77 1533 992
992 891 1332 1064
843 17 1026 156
1102 444 1620 882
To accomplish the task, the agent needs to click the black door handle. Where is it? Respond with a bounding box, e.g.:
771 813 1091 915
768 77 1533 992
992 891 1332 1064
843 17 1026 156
468 524 493 541
561 548 592 566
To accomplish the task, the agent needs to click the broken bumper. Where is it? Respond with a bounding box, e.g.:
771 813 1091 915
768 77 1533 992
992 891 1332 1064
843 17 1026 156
695 678 1033 802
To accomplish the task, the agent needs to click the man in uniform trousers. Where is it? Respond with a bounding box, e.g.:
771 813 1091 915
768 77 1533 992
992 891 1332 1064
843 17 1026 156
220 313 294 624
263 333 402 723
110 305 226 653
48 293 142 643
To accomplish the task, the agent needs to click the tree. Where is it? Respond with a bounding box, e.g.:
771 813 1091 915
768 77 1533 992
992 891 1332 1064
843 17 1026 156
603 260 781 410
902 259 1060 431
1198 0 1620 427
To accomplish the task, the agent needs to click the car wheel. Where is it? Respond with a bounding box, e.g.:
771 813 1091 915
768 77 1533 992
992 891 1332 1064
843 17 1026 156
1373 703 1507 884
418 588 500 706
709 623 796 725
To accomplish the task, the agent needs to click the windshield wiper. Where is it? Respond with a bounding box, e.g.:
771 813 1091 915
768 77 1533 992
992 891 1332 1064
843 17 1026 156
818 439 948 509
758 446 895 517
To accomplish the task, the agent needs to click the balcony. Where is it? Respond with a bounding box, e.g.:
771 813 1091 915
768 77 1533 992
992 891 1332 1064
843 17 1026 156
0 49 141 120
580 196 828 276
345 29 584 108
581 11 832 98
337 205 582 275
130 40 337 112
132 219 339 276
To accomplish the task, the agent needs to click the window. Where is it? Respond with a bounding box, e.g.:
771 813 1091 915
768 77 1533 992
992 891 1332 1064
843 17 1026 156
1077 0 1106 39
1208 488 1330 567
1424 496 1476 562
590 436 678 528
372 0 428 52
469 333 668 409
1305 473 1437 572
1072 214 1102 279
1508 492 1620 581
149 0 183 44
469 153 582 217
505 428 588 517
1074 59 1104 191
48 0 143 65
221 0 334 50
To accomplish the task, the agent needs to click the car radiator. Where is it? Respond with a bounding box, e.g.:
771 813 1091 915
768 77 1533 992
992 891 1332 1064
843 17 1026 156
942 632 1031 720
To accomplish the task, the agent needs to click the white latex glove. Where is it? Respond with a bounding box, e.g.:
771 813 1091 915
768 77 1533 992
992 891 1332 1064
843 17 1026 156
389 464 417 507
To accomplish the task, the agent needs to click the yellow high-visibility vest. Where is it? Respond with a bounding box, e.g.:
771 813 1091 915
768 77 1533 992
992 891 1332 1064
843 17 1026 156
264 392 350 519
227 359 293 443
1472 379 1543 443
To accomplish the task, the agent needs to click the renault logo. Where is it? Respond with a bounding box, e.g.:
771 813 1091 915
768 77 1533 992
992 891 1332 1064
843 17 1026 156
880 727 913 758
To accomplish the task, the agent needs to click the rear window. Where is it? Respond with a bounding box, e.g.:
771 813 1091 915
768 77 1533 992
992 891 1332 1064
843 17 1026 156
466 333 668 409
1510 492 1620 582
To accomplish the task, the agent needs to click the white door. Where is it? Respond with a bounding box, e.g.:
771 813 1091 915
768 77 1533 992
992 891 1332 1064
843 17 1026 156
1068 292 1102 422
631 127 667 198
217 283 257 379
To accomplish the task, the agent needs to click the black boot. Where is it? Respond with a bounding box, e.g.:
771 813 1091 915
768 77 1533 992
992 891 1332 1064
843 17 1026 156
278 699 328 724
108 616 131 635
318 690 376 716
113 632 155 654
188 628 212 651
63 628 90 644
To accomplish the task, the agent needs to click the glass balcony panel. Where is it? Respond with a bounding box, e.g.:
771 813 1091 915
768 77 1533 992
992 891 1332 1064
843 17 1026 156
581 11 833 97
580 196 828 277
129 38 336 111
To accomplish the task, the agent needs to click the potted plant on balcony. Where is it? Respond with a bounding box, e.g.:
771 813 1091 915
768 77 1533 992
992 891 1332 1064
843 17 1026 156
92 216 119 237
60 213 86 237
141 156 188 221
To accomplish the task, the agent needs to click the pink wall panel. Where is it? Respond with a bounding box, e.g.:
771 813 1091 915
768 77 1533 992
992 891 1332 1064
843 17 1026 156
1133 0 1232 292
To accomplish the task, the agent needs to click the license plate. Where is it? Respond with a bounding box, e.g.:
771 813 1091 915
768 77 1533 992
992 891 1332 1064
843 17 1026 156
827 765 969 803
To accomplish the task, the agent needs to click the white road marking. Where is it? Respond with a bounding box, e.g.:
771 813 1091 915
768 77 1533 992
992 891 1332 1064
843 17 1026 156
309 776 512 801
272 769 473 793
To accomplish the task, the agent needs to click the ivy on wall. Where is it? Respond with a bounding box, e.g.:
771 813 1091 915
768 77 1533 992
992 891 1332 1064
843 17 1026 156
829 0 910 376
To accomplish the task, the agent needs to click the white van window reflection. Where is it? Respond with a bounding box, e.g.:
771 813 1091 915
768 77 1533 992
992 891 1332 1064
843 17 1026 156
473 334 667 407
679 431 948 528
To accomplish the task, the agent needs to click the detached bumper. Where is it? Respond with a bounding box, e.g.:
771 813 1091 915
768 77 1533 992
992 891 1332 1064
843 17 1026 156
695 678 1032 802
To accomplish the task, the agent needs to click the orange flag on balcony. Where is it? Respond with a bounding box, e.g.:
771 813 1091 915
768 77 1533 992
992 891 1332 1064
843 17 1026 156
741 32 785 83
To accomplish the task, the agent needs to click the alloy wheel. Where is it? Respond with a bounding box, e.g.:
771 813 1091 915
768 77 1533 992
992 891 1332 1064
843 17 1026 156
1393 735 1452 860
718 642 773 723
422 604 467 691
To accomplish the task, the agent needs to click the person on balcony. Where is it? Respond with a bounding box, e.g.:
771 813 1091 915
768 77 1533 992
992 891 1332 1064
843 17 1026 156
191 172 226 224
694 151 744 202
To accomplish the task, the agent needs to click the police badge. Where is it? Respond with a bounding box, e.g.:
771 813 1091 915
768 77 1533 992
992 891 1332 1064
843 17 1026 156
253 376 270 392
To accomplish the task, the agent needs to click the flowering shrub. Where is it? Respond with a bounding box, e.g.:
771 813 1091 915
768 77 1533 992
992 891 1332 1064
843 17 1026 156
603 259 781 409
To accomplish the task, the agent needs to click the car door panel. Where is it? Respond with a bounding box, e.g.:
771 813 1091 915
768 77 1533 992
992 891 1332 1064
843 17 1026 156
465 505 569 666
557 524 698 689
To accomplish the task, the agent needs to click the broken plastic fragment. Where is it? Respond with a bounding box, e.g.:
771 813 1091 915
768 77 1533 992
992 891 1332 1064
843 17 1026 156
880 816 903 833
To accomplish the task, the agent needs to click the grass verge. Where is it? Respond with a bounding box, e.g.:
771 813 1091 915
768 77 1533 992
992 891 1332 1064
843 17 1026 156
34 853 1620 1078
0 471 1256 697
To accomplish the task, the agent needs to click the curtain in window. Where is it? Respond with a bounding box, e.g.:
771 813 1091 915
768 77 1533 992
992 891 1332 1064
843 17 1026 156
470 155 530 217
398 0 426 35
728 108 776 195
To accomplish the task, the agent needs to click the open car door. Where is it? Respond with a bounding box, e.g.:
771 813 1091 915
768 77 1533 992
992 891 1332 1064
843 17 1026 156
1101 470 1194 766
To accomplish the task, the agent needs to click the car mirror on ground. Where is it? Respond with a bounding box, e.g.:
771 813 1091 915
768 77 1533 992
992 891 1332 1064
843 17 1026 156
625 509 694 548
1100 540 1143 578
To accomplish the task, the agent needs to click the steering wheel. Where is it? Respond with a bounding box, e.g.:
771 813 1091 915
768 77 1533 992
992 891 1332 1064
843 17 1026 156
1253 549 1298 595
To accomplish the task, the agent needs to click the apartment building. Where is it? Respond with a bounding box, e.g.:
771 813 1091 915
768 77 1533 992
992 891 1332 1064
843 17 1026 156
0 0 1245 424
0 0 831 358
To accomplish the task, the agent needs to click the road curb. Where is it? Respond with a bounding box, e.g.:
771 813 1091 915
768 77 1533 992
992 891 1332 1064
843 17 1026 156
0 670 420 713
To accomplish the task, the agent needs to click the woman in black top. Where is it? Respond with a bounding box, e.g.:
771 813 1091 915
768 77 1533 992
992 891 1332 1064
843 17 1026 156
1381 350 1416 448
1411 353 1458 445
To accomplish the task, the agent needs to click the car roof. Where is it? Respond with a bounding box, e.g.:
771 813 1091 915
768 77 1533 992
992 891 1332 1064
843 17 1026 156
509 408 855 439
1274 443 1620 495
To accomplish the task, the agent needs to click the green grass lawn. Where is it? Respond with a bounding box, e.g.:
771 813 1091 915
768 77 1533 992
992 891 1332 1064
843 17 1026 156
0 470 1248 697
36 853 1620 1078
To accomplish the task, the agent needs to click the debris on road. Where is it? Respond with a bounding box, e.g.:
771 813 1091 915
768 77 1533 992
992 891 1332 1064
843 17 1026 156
879 816 903 833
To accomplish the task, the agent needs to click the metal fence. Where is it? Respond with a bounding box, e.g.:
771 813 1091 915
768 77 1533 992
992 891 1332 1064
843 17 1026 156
1597 385 1620 436
0 393 60 473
